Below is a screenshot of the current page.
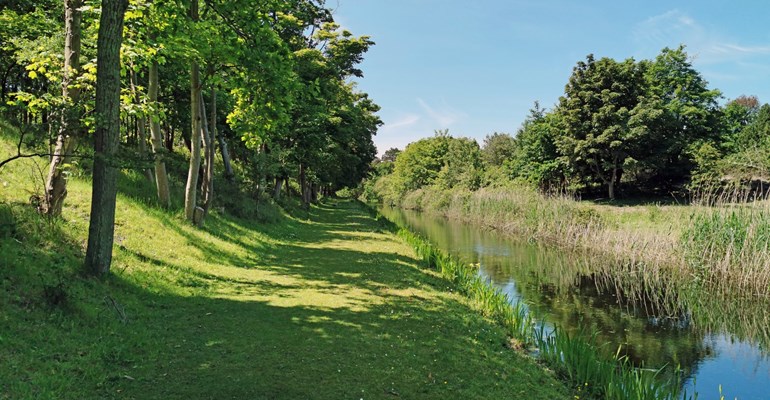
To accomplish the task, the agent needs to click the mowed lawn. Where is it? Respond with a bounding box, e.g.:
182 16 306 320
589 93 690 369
1 135 569 399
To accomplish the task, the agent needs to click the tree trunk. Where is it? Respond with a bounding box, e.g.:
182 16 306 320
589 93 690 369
84 0 128 276
42 0 82 217
164 125 174 151
199 90 213 221
608 164 619 200
129 68 154 181
299 164 309 205
148 60 170 207
183 0 201 223
218 135 234 180
273 177 283 200
207 86 220 201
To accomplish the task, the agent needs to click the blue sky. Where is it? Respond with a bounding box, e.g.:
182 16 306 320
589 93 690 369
333 0 770 155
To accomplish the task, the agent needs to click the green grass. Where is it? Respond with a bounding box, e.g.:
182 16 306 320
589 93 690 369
0 124 570 399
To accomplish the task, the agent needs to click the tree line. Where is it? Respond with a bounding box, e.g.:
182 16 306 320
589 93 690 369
1 0 380 274
368 46 769 202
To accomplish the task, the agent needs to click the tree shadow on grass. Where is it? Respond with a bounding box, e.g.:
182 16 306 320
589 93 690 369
3 191 570 399
91 272 568 400
119 197 439 296
587 195 688 208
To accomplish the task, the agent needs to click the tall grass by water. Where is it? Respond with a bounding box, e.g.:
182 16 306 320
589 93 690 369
682 203 770 296
394 224 691 400
395 185 770 299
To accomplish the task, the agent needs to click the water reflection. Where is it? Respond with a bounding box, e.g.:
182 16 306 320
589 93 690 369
380 206 770 399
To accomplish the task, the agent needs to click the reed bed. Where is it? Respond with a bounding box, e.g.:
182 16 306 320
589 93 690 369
395 225 690 400
681 205 770 296
397 186 770 298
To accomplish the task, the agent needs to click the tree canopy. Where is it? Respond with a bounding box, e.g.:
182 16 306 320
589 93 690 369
368 46 765 202
1 0 381 274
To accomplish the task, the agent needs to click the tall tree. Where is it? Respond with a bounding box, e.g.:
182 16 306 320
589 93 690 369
556 55 646 199
199 88 214 218
482 132 516 167
720 95 760 153
381 148 401 163
148 59 171 207
84 0 129 275
392 135 450 192
509 106 564 190
436 136 483 190
128 67 154 181
184 0 202 223
735 103 770 151
41 0 82 216
641 46 721 186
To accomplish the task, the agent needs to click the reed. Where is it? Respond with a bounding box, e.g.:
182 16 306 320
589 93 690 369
681 203 770 296
390 185 770 298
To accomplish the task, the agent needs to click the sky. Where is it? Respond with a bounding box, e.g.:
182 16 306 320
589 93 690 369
332 0 770 156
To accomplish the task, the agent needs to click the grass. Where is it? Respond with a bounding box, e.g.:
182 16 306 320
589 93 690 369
0 124 571 399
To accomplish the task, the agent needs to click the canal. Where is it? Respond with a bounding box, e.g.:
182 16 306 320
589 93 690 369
380 206 770 399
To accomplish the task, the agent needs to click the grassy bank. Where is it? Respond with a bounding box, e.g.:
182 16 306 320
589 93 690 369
391 186 770 299
0 129 570 398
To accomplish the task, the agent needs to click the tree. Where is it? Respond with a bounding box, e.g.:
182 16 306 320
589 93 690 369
148 59 171 207
735 103 770 151
436 136 483 190
184 0 202 223
40 0 82 216
721 95 760 152
510 106 564 190
84 0 129 275
317 89 380 191
390 133 483 192
640 46 721 187
556 55 646 199
0 1 59 120
482 132 516 167
381 147 401 163
393 136 450 192
270 21 375 204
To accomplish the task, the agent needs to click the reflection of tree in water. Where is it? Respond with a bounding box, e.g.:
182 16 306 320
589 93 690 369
381 206 770 391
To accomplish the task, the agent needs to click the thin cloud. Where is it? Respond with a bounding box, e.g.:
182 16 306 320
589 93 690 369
709 44 770 55
417 98 462 127
380 114 420 133
634 9 697 44
634 9 770 64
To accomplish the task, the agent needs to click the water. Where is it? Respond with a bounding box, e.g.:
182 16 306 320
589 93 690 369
380 206 770 399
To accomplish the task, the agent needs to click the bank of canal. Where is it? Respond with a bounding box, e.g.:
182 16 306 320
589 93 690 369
380 206 770 399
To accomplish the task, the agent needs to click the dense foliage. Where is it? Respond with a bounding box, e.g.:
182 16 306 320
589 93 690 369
0 0 380 274
1 0 380 204
367 46 768 203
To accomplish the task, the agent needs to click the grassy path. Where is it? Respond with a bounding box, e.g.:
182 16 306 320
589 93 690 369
1 150 569 399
